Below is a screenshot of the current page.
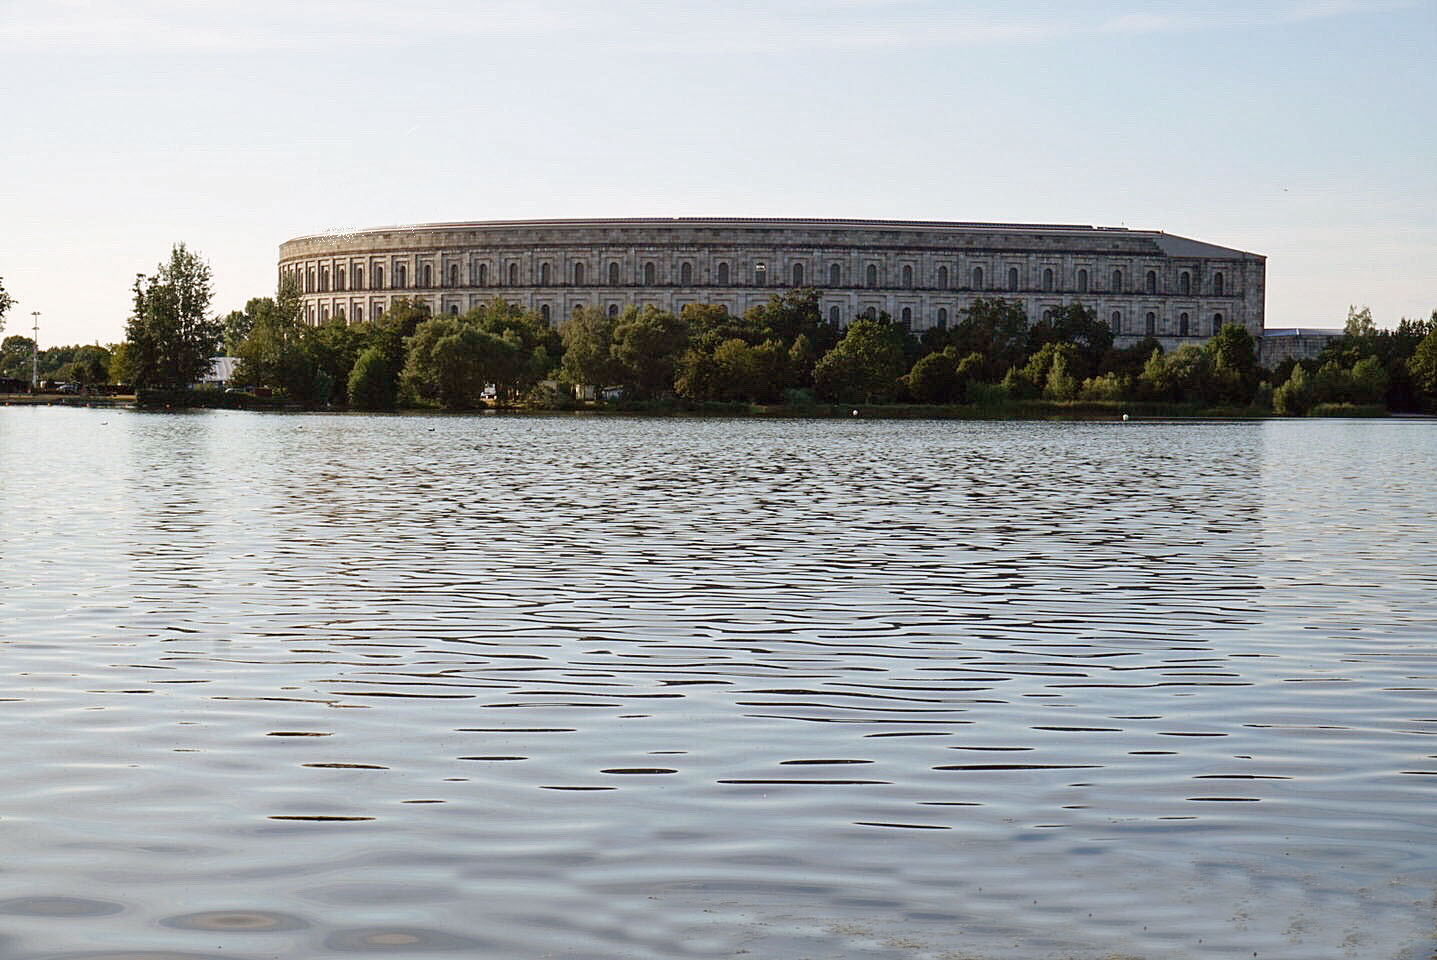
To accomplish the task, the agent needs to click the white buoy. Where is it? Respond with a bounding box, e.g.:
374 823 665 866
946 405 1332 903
851 409 859 417
1122 413 1130 422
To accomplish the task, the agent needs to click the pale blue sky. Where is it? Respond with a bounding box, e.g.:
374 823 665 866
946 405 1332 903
2 0 1433 346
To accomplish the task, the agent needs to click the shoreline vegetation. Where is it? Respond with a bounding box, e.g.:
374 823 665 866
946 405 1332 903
3 247 1435 419
0 389 1396 421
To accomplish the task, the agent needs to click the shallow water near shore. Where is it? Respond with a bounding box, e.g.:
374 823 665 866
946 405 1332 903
1 408 1434 960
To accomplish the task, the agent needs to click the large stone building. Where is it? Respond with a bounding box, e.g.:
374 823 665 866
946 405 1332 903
278 218 1264 349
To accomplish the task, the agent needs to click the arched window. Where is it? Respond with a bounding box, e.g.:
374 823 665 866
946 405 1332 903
449 304 459 315
337 268 346 292
754 263 767 286
900 306 912 328
1043 309 1054 323
1145 270 1157 294
792 262 803 286
1008 267 1019 291
866 264 878 288
829 305 841 324
866 306 877 320
306 269 314 293
643 261 656 285
1077 269 1088 293
320 305 329 322
374 304 385 321
973 266 984 289
680 262 693 284
395 264 406 289
478 263 488 286
607 303 619 318
354 306 363 324
574 262 585 285
448 264 458 287
1179 312 1190 336
717 261 730 285
320 267 329 292
373 266 383 289
1180 271 1191 295
937 307 948 330
539 304 551 323
937 265 949 289
422 264 432 288
1213 313 1224 334
608 261 619 285
1145 311 1156 335
508 263 518 285
1214 272 1225 296
539 262 550 285
1111 311 1122 333
902 265 913 288
1043 268 1054 292
829 263 841 286
1111 268 1122 292
354 266 363 290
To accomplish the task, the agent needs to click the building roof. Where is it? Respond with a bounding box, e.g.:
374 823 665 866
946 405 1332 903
282 218 1263 260
1262 328 1344 338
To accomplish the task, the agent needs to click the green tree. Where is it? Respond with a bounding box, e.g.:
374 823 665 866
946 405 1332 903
108 341 137 385
907 351 959 404
954 351 984 402
222 309 253 355
58 345 110 386
1204 323 1259 405
1027 303 1112 379
1044 351 1078 401
1345 305 1376 338
1137 348 1178 402
954 298 1028 381
673 346 720 401
787 333 818 388
1409 324 1437 404
463 299 556 402
1 335 35 380
813 317 907 403
611 306 688 398
350 298 430 409
348 346 392 410
1350 355 1389 403
233 277 304 393
402 315 513 410
559 305 621 388
125 243 220 390
1273 364 1314 416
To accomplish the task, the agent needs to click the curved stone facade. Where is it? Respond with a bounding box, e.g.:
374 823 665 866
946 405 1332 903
278 218 1264 348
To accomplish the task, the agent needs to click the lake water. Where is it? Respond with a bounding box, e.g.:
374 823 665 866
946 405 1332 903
1 408 1434 960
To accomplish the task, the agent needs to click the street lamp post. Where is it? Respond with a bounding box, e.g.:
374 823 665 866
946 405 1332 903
30 311 40 391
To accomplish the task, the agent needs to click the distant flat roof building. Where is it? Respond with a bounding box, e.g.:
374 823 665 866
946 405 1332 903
1259 328 1344 367
279 218 1265 349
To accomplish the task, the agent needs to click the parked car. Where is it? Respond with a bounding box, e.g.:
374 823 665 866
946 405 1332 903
57 383 82 394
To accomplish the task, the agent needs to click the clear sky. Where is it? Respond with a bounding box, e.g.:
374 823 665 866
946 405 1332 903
2 0 1433 346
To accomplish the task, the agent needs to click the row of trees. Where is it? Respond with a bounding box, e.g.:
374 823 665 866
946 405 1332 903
1268 307 1437 415
195 265 1437 415
19 245 1435 416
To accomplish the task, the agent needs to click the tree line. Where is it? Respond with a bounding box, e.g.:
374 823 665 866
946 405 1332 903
8 246 1437 416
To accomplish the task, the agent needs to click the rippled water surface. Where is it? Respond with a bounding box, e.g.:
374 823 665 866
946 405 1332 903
1 408 1434 959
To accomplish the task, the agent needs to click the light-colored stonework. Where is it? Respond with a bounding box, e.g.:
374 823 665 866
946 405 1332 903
278 218 1265 350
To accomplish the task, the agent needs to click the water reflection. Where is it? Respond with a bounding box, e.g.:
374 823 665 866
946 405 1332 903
0 409 1434 959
